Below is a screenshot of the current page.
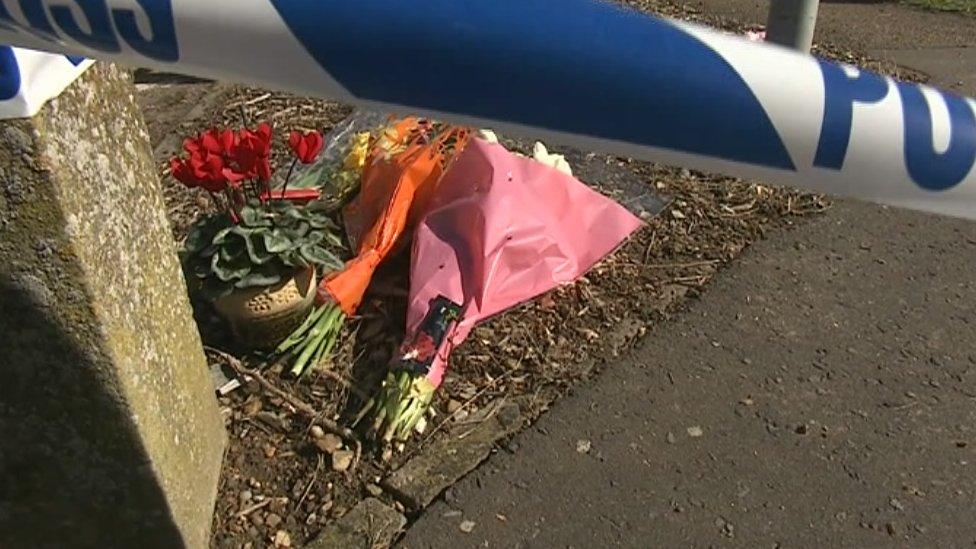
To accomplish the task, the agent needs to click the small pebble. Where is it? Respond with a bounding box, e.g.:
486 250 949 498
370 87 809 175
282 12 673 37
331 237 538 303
444 488 457 504
576 439 592 454
687 426 704 438
316 434 344 455
459 520 476 533
242 399 262 416
239 490 253 504
310 425 325 439
331 450 354 472
272 530 291 547
666 432 677 444
366 484 384 497
265 513 282 528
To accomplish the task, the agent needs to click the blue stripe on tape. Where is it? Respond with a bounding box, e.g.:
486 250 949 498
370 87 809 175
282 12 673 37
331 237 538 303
897 82 976 191
270 0 795 171
815 60 976 191
0 46 20 101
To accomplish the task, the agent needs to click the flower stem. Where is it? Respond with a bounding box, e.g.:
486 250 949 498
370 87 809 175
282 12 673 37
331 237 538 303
224 188 241 223
280 158 299 201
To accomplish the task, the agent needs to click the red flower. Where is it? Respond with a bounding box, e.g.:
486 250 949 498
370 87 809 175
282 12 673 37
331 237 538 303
288 130 324 164
169 157 200 187
172 129 238 193
412 332 438 362
235 123 274 182
171 124 275 196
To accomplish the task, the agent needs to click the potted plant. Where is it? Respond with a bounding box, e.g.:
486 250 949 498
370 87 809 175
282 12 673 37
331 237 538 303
170 124 346 349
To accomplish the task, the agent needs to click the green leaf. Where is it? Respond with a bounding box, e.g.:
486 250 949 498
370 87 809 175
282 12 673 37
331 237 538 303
211 226 235 245
185 215 231 252
301 245 343 270
191 258 211 279
263 229 294 254
280 250 309 268
307 217 333 230
325 232 344 248
235 269 282 289
282 227 306 242
200 244 219 258
184 225 211 253
219 239 246 263
284 205 306 221
301 231 326 246
241 231 273 265
240 205 272 227
211 253 251 282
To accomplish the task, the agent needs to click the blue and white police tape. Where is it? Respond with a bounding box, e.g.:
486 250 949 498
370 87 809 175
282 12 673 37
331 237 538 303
0 47 89 118
0 0 973 220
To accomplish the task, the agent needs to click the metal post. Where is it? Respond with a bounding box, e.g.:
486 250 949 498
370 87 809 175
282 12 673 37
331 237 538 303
765 0 820 53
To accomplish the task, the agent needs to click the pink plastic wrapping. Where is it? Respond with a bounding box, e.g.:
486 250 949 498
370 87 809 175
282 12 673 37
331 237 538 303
406 139 643 386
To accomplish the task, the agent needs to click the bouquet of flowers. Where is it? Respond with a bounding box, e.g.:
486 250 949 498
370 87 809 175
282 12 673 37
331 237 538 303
277 117 471 376
358 138 643 441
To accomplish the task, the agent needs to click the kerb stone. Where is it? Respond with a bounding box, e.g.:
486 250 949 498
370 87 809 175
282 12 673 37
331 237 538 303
0 63 225 548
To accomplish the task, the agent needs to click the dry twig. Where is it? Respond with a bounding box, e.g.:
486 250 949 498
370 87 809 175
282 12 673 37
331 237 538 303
206 347 363 471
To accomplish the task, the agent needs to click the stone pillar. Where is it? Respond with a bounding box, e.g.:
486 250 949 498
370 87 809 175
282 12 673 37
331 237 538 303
0 63 225 548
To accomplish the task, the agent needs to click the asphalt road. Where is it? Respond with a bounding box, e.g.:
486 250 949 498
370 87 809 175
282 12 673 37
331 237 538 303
401 201 976 547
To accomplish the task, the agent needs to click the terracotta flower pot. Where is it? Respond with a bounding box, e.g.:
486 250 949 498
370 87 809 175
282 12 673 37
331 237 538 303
213 267 316 350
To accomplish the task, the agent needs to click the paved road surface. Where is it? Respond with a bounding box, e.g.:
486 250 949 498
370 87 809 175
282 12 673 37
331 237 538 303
402 201 976 547
691 0 976 94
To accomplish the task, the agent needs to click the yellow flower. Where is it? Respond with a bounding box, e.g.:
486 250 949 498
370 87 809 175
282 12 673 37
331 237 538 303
343 132 370 171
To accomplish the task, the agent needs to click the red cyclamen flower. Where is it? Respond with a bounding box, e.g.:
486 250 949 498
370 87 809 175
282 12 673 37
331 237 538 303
235 123 274 182
288 130 324 164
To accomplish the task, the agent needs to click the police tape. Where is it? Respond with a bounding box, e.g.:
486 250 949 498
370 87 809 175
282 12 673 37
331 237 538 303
0 0 973 220
0 47 90 118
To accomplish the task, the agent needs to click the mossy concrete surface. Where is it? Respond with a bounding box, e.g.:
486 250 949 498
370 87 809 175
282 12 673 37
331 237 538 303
0 63 225 548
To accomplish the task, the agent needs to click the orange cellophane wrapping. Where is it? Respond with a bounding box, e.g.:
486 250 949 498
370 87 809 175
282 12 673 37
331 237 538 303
320 119 470 315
